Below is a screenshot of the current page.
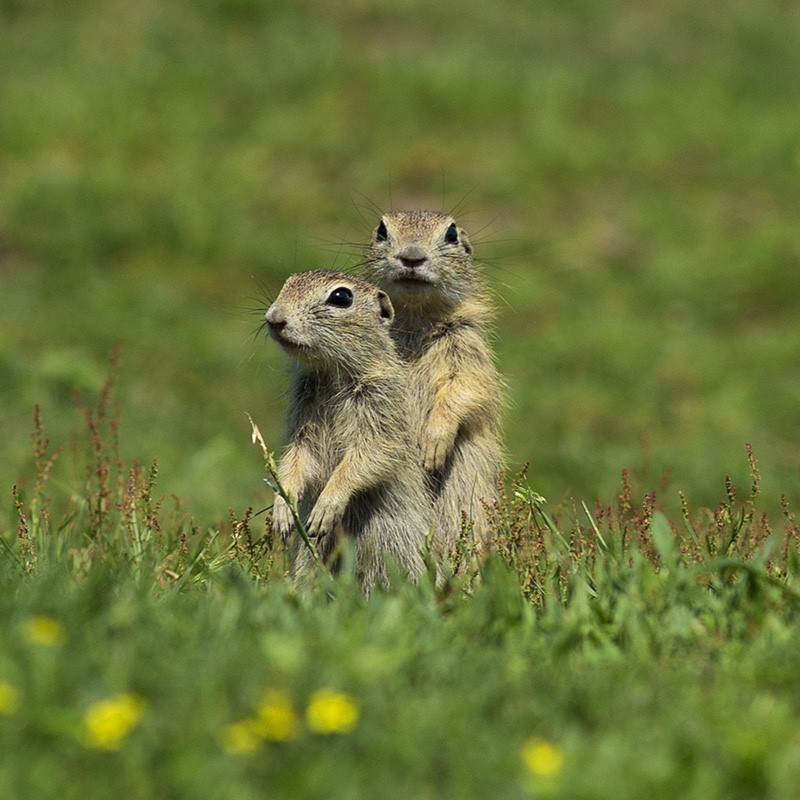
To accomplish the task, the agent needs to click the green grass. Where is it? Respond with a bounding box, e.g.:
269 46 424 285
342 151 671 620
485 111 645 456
2 0 800 796
2 386 800 798
2 0 798 521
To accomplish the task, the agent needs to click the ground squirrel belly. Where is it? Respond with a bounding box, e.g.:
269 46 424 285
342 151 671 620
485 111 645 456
362 211 503 552
265 270 430 593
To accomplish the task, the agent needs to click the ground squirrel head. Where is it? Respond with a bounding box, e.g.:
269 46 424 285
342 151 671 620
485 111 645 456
266 270 395 372
363 210 478 312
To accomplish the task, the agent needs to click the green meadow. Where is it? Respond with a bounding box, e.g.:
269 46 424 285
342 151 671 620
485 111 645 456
2 0 799 797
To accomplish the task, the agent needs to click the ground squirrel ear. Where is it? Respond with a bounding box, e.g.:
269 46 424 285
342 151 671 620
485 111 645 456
377 291 394 325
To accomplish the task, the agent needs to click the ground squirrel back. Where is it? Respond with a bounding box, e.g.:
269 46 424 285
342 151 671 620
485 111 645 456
265 269 430 593
362 211 504 555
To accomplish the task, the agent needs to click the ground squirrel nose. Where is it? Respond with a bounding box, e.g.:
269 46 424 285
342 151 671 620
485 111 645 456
398 245 428 269
265 306 286 331
400 256 427 269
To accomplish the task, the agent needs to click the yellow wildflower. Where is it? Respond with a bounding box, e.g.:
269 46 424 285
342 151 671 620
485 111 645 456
83 693 145 751
521 738 565 778
25 616 64 647
0 682 20 715
305 689 359 735
251 689 300 741
220 721 260 754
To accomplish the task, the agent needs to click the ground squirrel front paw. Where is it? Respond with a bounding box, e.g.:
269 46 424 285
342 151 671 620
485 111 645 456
422 425 456 472
271 495 295 540
306 494 345 537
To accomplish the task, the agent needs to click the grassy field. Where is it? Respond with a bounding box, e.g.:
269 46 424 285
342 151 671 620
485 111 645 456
2 0 798 521
2 0 800 796
2 387 800 798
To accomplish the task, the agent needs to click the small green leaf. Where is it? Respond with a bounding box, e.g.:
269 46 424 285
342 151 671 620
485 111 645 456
650 512 677 566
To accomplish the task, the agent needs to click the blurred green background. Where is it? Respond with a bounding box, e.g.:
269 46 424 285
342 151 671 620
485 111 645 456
2 0 798 524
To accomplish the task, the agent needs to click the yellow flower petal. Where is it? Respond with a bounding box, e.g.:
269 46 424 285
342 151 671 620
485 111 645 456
252 689 300 741
83 694 145 751
306 689 359 735
25 616 64 647
521 738 565 778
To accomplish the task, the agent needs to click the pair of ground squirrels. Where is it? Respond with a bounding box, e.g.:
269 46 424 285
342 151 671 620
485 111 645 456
265 211 502 592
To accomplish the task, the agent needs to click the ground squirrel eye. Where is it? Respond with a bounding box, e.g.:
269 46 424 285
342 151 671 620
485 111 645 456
376 220 388 242
326 287 354 308
444 222 459 244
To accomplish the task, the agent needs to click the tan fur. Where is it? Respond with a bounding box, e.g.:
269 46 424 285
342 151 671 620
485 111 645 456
265 270 430 594
362 211 503 553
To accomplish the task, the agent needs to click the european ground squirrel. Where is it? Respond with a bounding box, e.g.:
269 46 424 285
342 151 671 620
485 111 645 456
362 210 503 553
265 269 430 593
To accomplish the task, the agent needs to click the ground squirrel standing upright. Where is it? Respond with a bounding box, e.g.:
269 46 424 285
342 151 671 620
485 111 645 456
362 210 503 554
265 270 430 594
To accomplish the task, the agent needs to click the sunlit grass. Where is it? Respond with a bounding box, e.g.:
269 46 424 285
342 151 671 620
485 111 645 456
2 1 799 796
2 0 798 521
1 385 799 797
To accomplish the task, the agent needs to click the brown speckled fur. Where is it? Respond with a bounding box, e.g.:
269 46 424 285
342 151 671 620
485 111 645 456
363 211 504 554
266 270 430 594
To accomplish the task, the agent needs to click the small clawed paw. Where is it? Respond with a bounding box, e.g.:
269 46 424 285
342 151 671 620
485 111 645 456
271 496 295 540
422 431 452 472
306 497 343 537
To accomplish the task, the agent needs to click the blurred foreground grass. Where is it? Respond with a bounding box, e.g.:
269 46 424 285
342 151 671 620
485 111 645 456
2 0 798 522
2 383 800 799
0 382 800 800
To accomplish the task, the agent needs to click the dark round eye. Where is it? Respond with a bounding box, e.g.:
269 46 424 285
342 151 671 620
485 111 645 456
376 220 388 242
444 222 459 244
326 287 353 308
